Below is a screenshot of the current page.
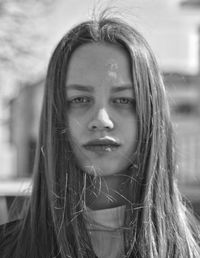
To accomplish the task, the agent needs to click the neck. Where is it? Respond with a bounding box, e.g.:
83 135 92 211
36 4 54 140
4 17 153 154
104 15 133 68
86 172 130 210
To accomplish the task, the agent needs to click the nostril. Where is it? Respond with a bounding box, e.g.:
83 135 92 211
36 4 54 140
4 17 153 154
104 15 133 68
91 124 97 129
88 119 114 131
88 108 114 131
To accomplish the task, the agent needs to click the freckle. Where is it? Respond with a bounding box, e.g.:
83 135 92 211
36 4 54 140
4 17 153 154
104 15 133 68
106 59 119 70
108 71 117 79
106 59 119 79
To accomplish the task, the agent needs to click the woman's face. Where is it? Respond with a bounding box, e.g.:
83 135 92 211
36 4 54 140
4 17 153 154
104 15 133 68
66 43 138 176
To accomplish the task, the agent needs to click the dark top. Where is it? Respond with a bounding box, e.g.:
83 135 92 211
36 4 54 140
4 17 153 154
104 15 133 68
0 220 69 258
0 220 22 257
0 220 98 258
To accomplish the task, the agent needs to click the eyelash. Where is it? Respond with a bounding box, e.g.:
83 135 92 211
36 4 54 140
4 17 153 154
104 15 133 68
69 96 91 104
112 98 135 105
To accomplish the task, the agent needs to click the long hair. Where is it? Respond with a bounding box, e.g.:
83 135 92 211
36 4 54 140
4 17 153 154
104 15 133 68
1 13 200 258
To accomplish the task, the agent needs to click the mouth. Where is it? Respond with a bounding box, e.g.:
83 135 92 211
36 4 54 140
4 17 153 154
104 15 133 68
83 137 121 153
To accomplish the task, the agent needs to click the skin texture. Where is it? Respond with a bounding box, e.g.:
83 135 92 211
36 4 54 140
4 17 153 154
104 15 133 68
66 43 138 178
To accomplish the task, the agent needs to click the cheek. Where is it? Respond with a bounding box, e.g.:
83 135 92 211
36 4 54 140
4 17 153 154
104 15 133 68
123 116 138 144
68 116 85 143
69 117 82 130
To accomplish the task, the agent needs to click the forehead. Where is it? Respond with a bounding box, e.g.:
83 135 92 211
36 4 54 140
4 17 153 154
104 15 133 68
66 42 132 86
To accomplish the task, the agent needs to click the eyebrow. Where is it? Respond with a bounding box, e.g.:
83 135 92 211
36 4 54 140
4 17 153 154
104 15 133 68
66 84 94 92
111 85 133 93
66 84 133 92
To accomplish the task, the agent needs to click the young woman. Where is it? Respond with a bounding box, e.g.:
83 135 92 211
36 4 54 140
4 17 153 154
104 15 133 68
1 13 200 258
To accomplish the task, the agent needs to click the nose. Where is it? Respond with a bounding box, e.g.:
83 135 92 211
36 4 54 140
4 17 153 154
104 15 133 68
88 108 114 131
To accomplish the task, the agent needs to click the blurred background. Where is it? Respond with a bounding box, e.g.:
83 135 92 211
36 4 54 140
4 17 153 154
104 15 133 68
0 0 200 224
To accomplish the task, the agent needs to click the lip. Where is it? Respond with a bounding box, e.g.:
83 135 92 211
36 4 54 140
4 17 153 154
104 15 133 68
83 137 121 153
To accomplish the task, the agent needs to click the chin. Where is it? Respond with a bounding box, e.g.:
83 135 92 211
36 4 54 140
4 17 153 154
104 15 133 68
83 163 125 177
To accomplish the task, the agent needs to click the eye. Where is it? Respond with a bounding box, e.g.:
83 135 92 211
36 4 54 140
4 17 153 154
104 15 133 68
112 97 135 105
71 97 90 103
67 96 92 106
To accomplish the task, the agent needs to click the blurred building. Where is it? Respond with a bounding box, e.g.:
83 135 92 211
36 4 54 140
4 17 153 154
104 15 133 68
181 0 200 8
166 74 200 182
9 79 44 177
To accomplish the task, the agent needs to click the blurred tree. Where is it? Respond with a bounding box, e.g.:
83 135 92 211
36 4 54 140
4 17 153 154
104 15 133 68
0 0 56 94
